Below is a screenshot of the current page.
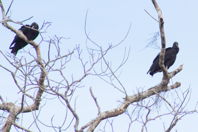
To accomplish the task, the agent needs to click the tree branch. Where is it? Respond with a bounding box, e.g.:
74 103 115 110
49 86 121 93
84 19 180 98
89 88 101 115
79 81 180 132
0 3 47 130
152 0 168 78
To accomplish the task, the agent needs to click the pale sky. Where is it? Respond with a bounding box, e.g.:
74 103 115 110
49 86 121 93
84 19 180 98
0 0 198 131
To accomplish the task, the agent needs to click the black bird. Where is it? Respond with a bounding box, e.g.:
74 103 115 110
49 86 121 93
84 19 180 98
9 22 39 55
147 42 179 76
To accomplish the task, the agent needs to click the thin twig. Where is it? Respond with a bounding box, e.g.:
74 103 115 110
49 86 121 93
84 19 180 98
5 0 14 16
144 9 159 22
89 88 101 115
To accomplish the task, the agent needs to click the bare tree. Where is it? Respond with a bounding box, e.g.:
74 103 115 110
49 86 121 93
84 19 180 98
0 0 197 132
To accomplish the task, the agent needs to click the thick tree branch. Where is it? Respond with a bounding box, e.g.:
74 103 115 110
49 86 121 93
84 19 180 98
152 0 168 78
79 81 180 132
1 103 17 131
169 65 183 78
0 0 5 20
0 3 47 130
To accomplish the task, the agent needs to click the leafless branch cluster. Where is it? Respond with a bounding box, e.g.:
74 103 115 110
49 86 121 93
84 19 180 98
0 0 196 132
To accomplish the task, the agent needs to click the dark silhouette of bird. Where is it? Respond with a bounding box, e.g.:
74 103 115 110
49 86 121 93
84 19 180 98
9 22 39 55
147 42 179 76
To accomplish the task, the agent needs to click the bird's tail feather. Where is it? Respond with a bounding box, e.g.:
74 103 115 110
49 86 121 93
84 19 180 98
11 49 17 56
9 42 14 49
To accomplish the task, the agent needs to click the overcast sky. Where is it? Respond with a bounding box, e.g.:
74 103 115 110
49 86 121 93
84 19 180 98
0 0 198 132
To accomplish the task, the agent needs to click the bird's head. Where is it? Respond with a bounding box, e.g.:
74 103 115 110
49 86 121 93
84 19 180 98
31 22 39 30
173 42 179 48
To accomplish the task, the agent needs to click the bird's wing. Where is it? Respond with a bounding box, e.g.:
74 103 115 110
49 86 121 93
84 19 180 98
165 47 171 52
9 25 29 49
9 36 18 49
164 48 173 60
20 25 30 34
27 27 39 40
152 53 159 63
147 53 159 74
152 47 172 63
164 48 178 68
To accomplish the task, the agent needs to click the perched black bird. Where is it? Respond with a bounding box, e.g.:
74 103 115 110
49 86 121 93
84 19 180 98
9 22 39 55
147 42 179 76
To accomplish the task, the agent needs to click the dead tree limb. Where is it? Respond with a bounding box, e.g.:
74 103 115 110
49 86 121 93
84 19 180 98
152 0 168 78
78 81 181 132
0 2 47 131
